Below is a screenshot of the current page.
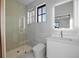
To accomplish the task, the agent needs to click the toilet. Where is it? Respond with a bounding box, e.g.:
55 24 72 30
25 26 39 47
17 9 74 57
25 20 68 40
33 43 46 58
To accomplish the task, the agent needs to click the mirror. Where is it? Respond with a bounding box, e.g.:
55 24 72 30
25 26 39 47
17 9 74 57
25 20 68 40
53 0 73 29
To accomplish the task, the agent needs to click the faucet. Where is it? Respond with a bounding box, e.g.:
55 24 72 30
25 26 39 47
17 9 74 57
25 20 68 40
60 30 63 38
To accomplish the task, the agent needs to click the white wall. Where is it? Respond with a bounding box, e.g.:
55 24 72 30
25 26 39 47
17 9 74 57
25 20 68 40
47 0 79 39
26 0 51 46
26 0 79 46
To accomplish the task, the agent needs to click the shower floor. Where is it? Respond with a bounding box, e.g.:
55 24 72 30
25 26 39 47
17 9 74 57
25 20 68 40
17 52 34 58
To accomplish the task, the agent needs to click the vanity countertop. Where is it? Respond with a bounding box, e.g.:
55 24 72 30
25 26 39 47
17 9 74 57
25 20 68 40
46 37 79 46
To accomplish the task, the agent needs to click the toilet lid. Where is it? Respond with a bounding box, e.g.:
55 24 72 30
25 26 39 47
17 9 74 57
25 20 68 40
33 43 45 51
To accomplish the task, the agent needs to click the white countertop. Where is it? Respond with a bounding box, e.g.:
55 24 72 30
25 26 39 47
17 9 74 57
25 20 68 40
46 36 79 46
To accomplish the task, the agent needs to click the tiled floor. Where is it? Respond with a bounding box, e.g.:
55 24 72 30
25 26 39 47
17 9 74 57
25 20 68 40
17 52 34 58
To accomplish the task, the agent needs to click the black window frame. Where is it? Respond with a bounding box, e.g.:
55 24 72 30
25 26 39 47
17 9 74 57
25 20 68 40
37 4 46 23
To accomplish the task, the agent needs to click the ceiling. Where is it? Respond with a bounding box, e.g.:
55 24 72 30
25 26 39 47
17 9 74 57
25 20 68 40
17 0 35 5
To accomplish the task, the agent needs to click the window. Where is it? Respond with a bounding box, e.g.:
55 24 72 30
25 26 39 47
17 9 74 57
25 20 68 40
27 10 35 24
19 16 26 32
37 4 46 23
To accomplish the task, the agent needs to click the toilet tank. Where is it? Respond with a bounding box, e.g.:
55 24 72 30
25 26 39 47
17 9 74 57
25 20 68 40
33 43 46 58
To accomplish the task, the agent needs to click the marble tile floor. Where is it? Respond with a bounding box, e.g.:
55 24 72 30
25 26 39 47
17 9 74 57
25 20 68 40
17 52 34 58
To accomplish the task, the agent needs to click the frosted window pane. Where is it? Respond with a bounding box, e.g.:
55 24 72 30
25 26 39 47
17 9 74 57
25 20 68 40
38 16 41 22
27 12 30 24
43 14 46 22
43 7 46 13
38 8 42 15
30 12 32 23
32 11 34 16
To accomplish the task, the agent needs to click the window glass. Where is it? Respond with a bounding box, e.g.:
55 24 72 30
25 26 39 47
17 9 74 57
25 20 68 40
38 16 41 23
43 14 46 22
27 10 35 24
38 8 42 15
43 6 46 14
37 4 46 23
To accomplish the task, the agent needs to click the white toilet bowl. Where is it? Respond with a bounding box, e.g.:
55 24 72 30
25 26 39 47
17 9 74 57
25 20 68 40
33 43 46 58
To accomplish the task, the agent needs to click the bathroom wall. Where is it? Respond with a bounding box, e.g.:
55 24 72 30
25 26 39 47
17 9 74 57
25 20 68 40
26 0 51 46
26 0 79 46
46 0 79 39
6 0 28 51
5 0 79 54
